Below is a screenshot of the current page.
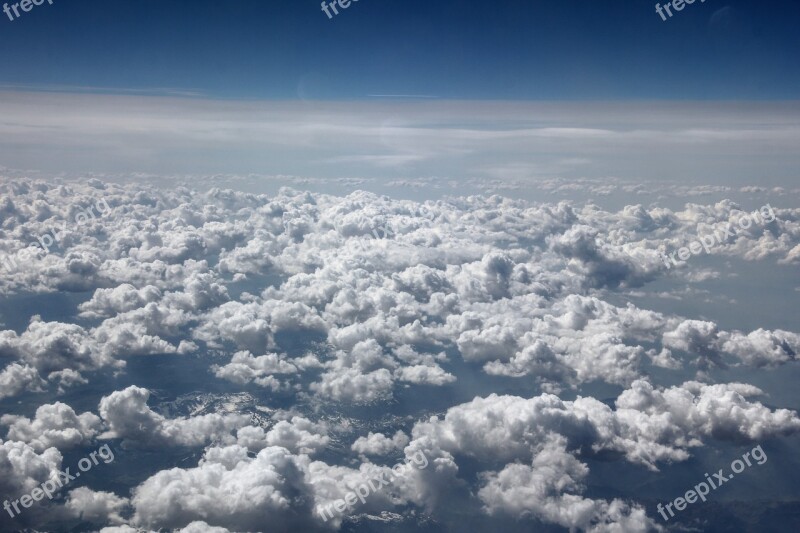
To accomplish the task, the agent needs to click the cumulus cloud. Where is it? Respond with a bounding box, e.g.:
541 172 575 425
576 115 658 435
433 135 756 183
177 522 235 533
212 350 298 389
311 367 394 404
720 328 800 367
78 284 163 319
1 177 799 530
395 363 456 386
126 439 434 532
1 179 797 397
236 416 329 455
98 386 248 448
351 431 410 457
65 487 129 525
1 402 101 452
194 300 327 353
0 363 45 400
663 320 800 371
130 446 316 531
408 380 800 472
0 318 115 375
478 435 656 532
0 439 63 509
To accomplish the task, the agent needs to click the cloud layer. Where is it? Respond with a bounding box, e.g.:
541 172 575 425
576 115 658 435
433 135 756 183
0 177 798 531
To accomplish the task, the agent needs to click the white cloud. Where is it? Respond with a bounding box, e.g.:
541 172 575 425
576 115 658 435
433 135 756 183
1 402 101 452
98 386 248 448
1 93 798 185
0 363 45 400
478 435 656 532
0 439 63 506
236 417 329 456
408 380 800 471
351 431 410 457
130 446 316 531
0 176 799 530
65 487 129 525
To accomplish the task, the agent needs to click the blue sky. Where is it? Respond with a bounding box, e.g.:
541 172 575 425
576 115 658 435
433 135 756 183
0 0 799 100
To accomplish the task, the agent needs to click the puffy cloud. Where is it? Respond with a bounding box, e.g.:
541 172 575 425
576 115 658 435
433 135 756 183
177 522 234 533
310 339 399 403
311 367 394 404
194 300 327 353
98 386 248 448
212 351 298 389
0 363 45 400
351 431 410 456
92 319 196 358
78 284 163 319
548 225 655 290
395 363 456 386
3 180 795 394
0 318 115 375
1 402 101 452
409 380 800 471
483 339 575 390
126 438 432 531
130 446 316 531
720 328 800 367
663 320 800 370
0 439 63 506
98 527 143 533
236 417 329 455
396 380 800 528
1 178 799 530
662 320 725 371
478 435 656 532
448 295 669 388
614 380 800 450
48 368 89 393
65 487 129 525
457 324 520 363
0 310 191 403
217 236 276 276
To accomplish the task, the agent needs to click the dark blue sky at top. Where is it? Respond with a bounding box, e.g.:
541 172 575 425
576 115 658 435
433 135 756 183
0 0 798 100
